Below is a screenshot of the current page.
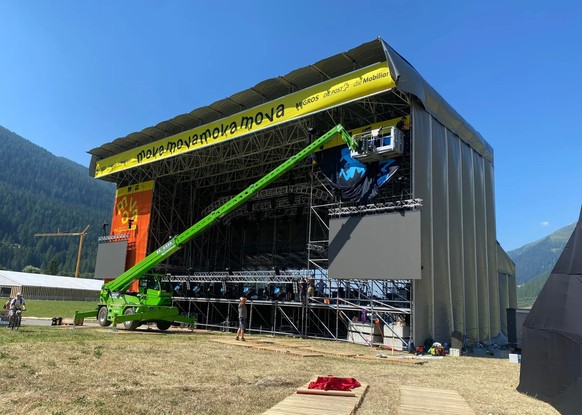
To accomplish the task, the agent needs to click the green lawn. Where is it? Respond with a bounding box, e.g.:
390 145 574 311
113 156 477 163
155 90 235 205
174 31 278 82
1 298 97 319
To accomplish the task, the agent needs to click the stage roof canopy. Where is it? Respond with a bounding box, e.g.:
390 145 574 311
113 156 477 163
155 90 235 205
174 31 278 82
89 37 492 177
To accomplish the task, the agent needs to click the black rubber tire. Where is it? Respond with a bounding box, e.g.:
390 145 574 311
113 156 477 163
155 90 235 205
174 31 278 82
11 313 21 331
123 307 140 331
156 320 172 331
97 306 111 327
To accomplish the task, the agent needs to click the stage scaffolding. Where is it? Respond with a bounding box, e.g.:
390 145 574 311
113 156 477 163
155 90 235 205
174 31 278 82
168 271 411 345
137 90 415 345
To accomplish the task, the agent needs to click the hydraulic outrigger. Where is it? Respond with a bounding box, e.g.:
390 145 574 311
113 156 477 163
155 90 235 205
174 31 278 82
75 124 357 330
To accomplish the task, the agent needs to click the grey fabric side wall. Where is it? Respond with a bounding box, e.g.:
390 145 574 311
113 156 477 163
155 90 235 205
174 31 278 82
431 120 452 341
461 142 479 340
508 274 517 309
448 132 465 334
412 103 499 343
473 153 491 341
412 104 433 344
497 242 517 312
497 244 512 336
498 273 509 336
485 161 500 336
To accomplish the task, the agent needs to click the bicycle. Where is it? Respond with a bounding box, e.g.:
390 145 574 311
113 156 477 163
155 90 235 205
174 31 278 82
8 308 23 331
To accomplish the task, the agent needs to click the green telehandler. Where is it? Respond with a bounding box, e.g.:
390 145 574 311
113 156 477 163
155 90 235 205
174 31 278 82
75 124 357 330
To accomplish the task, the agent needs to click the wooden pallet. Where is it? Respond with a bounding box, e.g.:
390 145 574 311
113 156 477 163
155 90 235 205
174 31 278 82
354 355 426 365
397 386 476 414
263 380 368 415
210 339 323 357
297 347 362 358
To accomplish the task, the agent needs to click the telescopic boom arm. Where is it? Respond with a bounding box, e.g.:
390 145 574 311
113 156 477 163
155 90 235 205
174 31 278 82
103 124 356 293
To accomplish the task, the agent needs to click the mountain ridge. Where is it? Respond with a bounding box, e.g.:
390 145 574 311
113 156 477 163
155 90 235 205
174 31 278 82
508 222 575 285
0 124 115 276
508 222 576 307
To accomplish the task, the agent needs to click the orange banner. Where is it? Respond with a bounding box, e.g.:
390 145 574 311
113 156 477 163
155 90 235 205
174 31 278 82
111 181 154 272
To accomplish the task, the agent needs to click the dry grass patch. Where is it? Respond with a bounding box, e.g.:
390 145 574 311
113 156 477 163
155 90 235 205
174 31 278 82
0 327 558 414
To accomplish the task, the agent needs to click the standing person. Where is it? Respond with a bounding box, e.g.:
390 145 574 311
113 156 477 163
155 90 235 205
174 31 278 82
307 279 315 298
316 279 326 297
8 292 26 328
396 116 410 133
396 115 411 155
236 297 247 341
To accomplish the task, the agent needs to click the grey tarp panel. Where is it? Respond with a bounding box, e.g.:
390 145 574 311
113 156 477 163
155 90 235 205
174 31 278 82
497 243 515 336
412 101 502 344
412 105 433 342
485 160 500 336
461 141 478 340
473 152 490 341
448 131 465 334
518 207 582 415
431 118 451 341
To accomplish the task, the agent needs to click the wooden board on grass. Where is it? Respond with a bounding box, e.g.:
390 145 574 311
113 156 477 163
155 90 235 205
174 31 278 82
210 339 323 357
354 355 426 365
263 379 368 415
397 386 476 415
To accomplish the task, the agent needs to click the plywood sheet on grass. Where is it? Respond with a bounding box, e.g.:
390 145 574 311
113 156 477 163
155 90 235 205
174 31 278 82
397 386 475 414
354 355 425 365
210 339 323 357
263 381 368 415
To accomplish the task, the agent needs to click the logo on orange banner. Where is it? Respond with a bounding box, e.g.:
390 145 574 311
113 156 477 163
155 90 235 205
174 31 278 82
110 181 155 273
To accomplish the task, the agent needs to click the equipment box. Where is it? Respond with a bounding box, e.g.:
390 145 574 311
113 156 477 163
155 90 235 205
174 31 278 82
347 321 382 345
383 323 410 338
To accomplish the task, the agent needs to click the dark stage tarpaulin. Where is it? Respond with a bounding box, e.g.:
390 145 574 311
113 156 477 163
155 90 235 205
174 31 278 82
315 145 399 203
517 206 582 414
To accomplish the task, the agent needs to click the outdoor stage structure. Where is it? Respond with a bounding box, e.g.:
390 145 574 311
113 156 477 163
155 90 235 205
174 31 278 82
89 37 516 348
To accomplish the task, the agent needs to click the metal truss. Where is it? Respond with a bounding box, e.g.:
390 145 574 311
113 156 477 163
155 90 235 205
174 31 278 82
328 198 423 218
200 184 331 217
165 270 301 284
170 277 412 343
97 234 129 243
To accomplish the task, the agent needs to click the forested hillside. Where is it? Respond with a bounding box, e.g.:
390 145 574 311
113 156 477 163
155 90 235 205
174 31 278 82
508 223 575 285
0 125 115 276
509 223 575 307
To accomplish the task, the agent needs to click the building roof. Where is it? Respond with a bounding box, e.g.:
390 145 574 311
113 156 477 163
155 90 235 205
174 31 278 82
0 270 103 291
88 37 493 178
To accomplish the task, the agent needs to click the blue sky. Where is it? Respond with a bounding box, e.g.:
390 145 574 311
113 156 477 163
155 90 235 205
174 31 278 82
1 1 581 251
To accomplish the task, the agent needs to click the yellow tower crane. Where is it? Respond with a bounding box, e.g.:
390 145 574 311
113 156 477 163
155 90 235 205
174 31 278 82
34 225 90 278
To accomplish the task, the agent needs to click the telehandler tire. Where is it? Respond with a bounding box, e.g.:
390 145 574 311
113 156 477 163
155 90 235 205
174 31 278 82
156 320 172 331
123 307 140 331
97 306 111 327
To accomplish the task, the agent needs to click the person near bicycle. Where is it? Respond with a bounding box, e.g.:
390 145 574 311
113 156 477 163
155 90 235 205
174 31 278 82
8 292 26 327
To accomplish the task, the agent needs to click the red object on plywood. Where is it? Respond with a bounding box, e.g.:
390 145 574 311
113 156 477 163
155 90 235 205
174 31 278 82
308 376 361 391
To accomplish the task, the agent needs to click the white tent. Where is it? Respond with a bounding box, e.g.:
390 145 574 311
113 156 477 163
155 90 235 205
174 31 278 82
0 270 102 301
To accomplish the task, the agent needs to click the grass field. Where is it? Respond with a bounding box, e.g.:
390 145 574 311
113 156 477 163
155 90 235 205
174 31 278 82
0 323 558 415
0 298 98 319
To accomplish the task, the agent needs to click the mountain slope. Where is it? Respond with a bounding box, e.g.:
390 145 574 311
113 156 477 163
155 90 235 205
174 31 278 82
508 223 575 285
0 125 115 276
509 223 575 307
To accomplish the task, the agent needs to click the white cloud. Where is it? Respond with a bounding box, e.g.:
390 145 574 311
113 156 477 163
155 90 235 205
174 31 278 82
540 221 550 226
